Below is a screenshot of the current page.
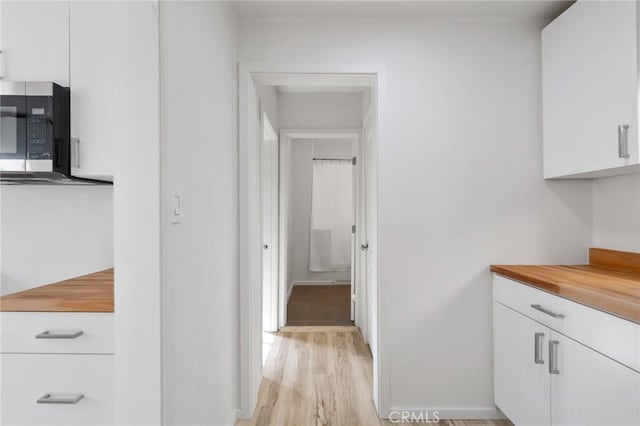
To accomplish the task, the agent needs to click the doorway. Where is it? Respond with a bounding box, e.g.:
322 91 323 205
239 64 386 419
278 132 359 327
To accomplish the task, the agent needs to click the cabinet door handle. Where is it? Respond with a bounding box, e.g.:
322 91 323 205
534 332 545 364
549 340 560 375
618 125 630 159
71 137 81 168
530 304 564 318
37 394 84 404
35 330 83 339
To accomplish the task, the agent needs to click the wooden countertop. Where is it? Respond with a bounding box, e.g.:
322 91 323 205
0 269 114 313
491 248 640 324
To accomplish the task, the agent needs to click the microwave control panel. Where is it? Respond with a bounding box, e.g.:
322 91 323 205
26 103 51 160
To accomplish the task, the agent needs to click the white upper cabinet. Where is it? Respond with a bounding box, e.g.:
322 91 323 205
0 1 69 85
69 1 158 182
542 0 640 178
69 2 116 181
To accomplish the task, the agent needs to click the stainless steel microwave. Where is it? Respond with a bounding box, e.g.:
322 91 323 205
0 81 71 179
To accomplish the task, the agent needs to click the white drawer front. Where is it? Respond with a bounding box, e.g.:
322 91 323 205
1 313 114 354
494 274 640 372
0 353 114 426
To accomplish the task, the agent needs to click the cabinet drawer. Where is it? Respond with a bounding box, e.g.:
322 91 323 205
0 353 114 426
1 313 114 354
494 274 640 372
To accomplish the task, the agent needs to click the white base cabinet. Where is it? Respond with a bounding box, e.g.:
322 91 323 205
494 302 550 426
494 275 640 426
0 312 115 426
0 354 114 426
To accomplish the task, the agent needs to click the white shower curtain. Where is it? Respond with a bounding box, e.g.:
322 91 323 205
309 159 352 272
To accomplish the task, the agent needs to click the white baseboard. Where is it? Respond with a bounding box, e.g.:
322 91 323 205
292 280 349 286
226 408 240 426
385 407 505 421
287 282 295 302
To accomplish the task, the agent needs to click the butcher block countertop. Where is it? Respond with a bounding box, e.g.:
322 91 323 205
492 248 640 324
0 269 114 313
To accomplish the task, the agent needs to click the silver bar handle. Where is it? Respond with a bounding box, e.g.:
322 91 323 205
549 340 560 375
36 330 83 339
71 138 81 168
618 125 630 159
534 332 545 364
37 394 84 404
530 304 564 319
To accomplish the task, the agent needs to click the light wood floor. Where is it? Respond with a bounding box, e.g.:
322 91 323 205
237 327 512 426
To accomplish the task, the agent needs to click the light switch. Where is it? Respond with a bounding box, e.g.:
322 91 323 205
171 187 182 224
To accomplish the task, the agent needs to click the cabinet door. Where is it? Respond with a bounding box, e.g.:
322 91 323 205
542 0 639 178
0 354 114 426
550 331 640 426
0 1 69 85
494 302 551 426
69 1 116 181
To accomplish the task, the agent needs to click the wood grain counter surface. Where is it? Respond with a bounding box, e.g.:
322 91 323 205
492 248 640 324
0 269 114 313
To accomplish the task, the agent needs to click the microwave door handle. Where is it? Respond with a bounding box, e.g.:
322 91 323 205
54 138 60 168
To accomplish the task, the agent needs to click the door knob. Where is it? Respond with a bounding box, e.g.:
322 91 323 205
263 244 269 250
360 243 369 251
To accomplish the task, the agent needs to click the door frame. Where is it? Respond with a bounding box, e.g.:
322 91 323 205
261 112 279 333
278 129 362 331
238 62 387 419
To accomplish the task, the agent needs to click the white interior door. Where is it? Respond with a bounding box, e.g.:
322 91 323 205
261 112 279 333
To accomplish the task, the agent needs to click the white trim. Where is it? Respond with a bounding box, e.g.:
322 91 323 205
388 407 506 421
238 62 387 420
292 280 347 286
225 409 240 426
287 281 295 302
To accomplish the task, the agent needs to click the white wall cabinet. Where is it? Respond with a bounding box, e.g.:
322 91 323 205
494 275 640 426
0 1 70 85
68 1 158 182
542 0 640 178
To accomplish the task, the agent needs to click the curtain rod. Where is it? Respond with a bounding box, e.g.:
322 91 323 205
312 158 351 161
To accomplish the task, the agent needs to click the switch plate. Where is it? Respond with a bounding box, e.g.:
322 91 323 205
171 187 182 224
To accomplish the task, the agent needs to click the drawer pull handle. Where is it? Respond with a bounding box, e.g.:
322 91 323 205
530 304 564 319
35 330 84 339
534 332 545 364
549 340 560 375
37 394 84 404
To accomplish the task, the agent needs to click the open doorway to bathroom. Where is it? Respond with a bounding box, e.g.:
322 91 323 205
239 65 383 418
281 132 358 326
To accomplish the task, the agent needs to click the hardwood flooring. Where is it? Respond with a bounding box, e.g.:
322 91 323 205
286 285 353 326
237 327 512 426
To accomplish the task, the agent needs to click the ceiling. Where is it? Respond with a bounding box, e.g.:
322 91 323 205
232 1 574 25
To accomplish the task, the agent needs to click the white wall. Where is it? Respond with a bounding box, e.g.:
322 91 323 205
0 186 113 296
279 92 363 129
592 174 640 252
238 17 593 417
160 2 239 425
289 139 353 289
112 2 161 424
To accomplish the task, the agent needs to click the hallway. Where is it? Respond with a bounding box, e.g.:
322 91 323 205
237 327 512 426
